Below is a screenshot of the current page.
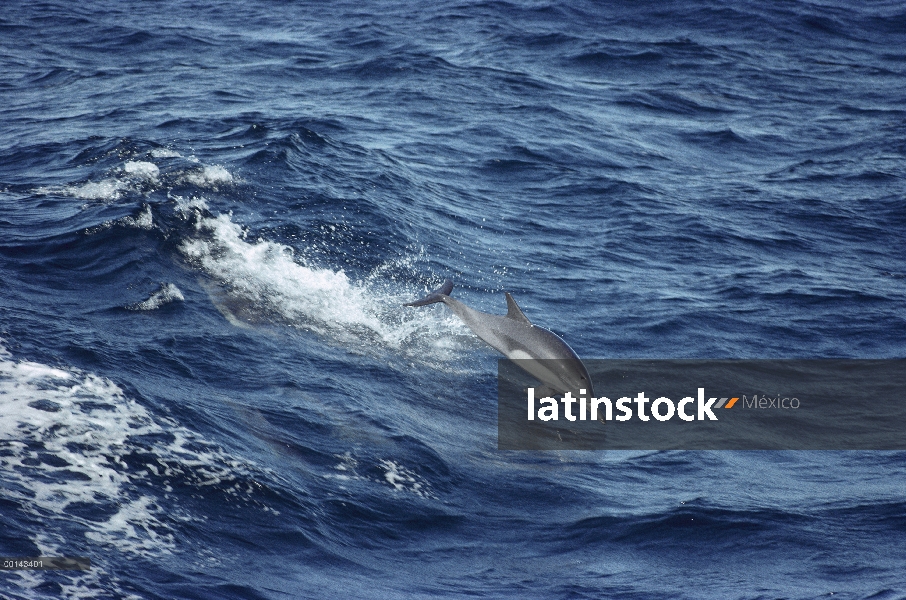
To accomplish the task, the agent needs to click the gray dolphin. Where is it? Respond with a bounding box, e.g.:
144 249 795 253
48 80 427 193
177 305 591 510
405 279 594 396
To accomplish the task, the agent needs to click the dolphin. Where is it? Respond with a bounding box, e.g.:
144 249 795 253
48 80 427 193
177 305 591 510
405 279 594 396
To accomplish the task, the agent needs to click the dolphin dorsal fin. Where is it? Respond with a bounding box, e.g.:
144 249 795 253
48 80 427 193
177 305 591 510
505 293 532 324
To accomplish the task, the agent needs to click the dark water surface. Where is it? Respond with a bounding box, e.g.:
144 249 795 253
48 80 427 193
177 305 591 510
2 1 906 598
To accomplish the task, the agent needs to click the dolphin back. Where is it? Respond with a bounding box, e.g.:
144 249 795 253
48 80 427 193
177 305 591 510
404 279 454 307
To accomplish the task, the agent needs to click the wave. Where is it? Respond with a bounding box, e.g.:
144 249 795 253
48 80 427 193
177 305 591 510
24 138 475 364
10 136 486 377
0 341 269 597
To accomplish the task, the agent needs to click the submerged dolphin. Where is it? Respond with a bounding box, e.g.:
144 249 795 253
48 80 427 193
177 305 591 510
405 279 594 396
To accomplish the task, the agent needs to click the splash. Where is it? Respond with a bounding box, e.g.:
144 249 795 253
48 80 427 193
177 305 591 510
46 178 129 201
128 282 184 310
176 205 470 363
182 165 234 187
123 160 160 182
180 211 386 334
149 147 182 159
34 156 232 203
120 203 154 229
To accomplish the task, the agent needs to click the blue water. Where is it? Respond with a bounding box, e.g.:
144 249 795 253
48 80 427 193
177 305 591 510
2 1 906 598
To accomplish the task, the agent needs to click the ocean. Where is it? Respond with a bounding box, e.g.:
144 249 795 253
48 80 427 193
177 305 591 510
1 0 905 598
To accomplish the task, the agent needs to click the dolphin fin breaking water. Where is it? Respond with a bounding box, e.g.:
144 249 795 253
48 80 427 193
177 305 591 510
405 279 594 395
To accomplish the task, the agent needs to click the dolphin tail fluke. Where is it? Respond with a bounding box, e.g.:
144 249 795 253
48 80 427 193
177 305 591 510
404 279 454 307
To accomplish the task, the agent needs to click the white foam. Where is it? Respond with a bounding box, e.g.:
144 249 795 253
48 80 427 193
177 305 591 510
379 459 435 498
123 161 160 181
83 203 155 235
328 453 435 499
173 194 208 212
0 341 263 574
150 148 182 159
135 203 154 228
121 203 154 229
77 179 128 200
129 283 184 311
183 165 234 187
34 155 216 205
41 178 129 201
180 212 386 334
0 353 164 556
34 159 160 202
34 155 234 208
